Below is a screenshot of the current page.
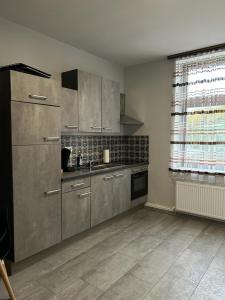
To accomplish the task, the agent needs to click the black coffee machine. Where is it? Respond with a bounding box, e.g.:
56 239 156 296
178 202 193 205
61 148 75 172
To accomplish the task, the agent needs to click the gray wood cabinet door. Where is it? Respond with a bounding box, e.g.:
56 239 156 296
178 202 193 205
62 187 91 240
12 144 61 262
10 71 60 106
102 78 120 133
91 173 113 226
78 70 102 132
113 169 131 216
61 87 79 132
11 101 60 145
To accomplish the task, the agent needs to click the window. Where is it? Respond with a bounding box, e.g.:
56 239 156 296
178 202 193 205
170 50 225 176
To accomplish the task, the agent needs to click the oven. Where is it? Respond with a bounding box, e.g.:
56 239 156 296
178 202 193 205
131 166 148 200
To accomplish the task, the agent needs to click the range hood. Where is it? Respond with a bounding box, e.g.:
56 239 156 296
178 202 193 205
120 94 144 126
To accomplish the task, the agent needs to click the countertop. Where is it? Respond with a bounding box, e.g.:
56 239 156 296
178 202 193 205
62 162 149 181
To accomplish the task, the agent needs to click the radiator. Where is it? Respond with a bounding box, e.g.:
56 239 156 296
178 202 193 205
176 181 225 221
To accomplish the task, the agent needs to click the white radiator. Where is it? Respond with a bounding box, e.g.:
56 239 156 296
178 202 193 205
176 181 225 221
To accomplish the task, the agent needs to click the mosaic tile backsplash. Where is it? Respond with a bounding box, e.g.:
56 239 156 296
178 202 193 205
61 135 149 166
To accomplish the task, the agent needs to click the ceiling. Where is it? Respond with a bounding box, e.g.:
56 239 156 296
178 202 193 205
1 0 225 66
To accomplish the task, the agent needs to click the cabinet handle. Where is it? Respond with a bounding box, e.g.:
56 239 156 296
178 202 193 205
43 137 60 142
71 183 85 189
103 127 112 130
114 174 124 178
65 125 78 129
104 176 114 181
45 189 61 196
79 192 91 198
29 94 47 101
90 126 102 130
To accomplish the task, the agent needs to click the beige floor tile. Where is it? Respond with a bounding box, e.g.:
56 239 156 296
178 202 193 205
188 223 225 259
37 268 79 294
57 279 103 300
168 248 212 284
191 266 225 300
210 242 225 271
22 285 57 300
154 230 195 256
83 252 137 291
59 253 99 279
143 273 197 300
119 234 162 259
99 273 150 300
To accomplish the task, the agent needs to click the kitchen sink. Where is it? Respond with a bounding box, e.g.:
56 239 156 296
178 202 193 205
91 163 122 171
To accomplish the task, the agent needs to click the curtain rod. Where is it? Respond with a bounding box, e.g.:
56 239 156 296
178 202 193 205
167 43 225 60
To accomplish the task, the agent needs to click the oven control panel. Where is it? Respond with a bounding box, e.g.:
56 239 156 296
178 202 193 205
131 165 148 174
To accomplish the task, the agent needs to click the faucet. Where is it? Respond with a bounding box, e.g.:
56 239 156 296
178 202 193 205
88 160 95 171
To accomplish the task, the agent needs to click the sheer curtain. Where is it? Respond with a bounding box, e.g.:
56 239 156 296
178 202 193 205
170 50 225 184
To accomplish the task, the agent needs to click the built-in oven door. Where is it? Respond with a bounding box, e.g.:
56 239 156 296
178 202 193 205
131 171 148 200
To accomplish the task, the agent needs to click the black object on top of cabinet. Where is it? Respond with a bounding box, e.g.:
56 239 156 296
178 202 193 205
0 63 51 78
61 69 78 90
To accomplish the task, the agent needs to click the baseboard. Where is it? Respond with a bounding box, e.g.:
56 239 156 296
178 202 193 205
145 202 175 212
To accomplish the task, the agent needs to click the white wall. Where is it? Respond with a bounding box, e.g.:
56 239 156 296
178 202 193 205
0 18 124 90
125 59 175 209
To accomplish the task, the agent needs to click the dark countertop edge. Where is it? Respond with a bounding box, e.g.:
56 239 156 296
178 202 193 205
61 162 149 182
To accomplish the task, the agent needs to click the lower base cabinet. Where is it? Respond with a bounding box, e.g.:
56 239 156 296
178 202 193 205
91 169 131 226
62 187 91 240
91 174 114 227
62 168 131 241
113 169 131 216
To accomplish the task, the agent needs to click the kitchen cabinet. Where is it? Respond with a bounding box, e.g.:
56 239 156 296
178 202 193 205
10 70 60 106
11 101 60 145
61 87 79 132
91 168 131 226
12 145 61 262
102 78 120 133
91 173 114 226
113 169 131 216
61 69 120 134
78 70 102 132
61 69 102 133
62 187 91 240
0 70 61 263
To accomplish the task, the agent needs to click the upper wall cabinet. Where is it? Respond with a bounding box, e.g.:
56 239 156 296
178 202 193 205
10 71 60 106
61 69 121 134
61 87 78 132
102 78 120 133
62 69 102 133
78 70 102 132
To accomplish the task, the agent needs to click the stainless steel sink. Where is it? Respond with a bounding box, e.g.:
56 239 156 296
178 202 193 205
91 163 122 171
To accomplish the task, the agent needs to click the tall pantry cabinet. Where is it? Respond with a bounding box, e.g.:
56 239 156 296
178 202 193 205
0 71 61 262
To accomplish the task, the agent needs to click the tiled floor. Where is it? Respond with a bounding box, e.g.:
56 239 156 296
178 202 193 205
1 207 225 299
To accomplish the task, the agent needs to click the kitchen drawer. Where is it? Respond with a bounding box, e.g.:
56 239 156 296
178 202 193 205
11 101 60 145
62 177 90 194
10 71 60 106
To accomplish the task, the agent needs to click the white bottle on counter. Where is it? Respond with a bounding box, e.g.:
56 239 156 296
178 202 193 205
103 149 110 163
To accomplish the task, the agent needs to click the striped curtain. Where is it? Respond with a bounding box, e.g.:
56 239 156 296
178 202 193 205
170 50 225 183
